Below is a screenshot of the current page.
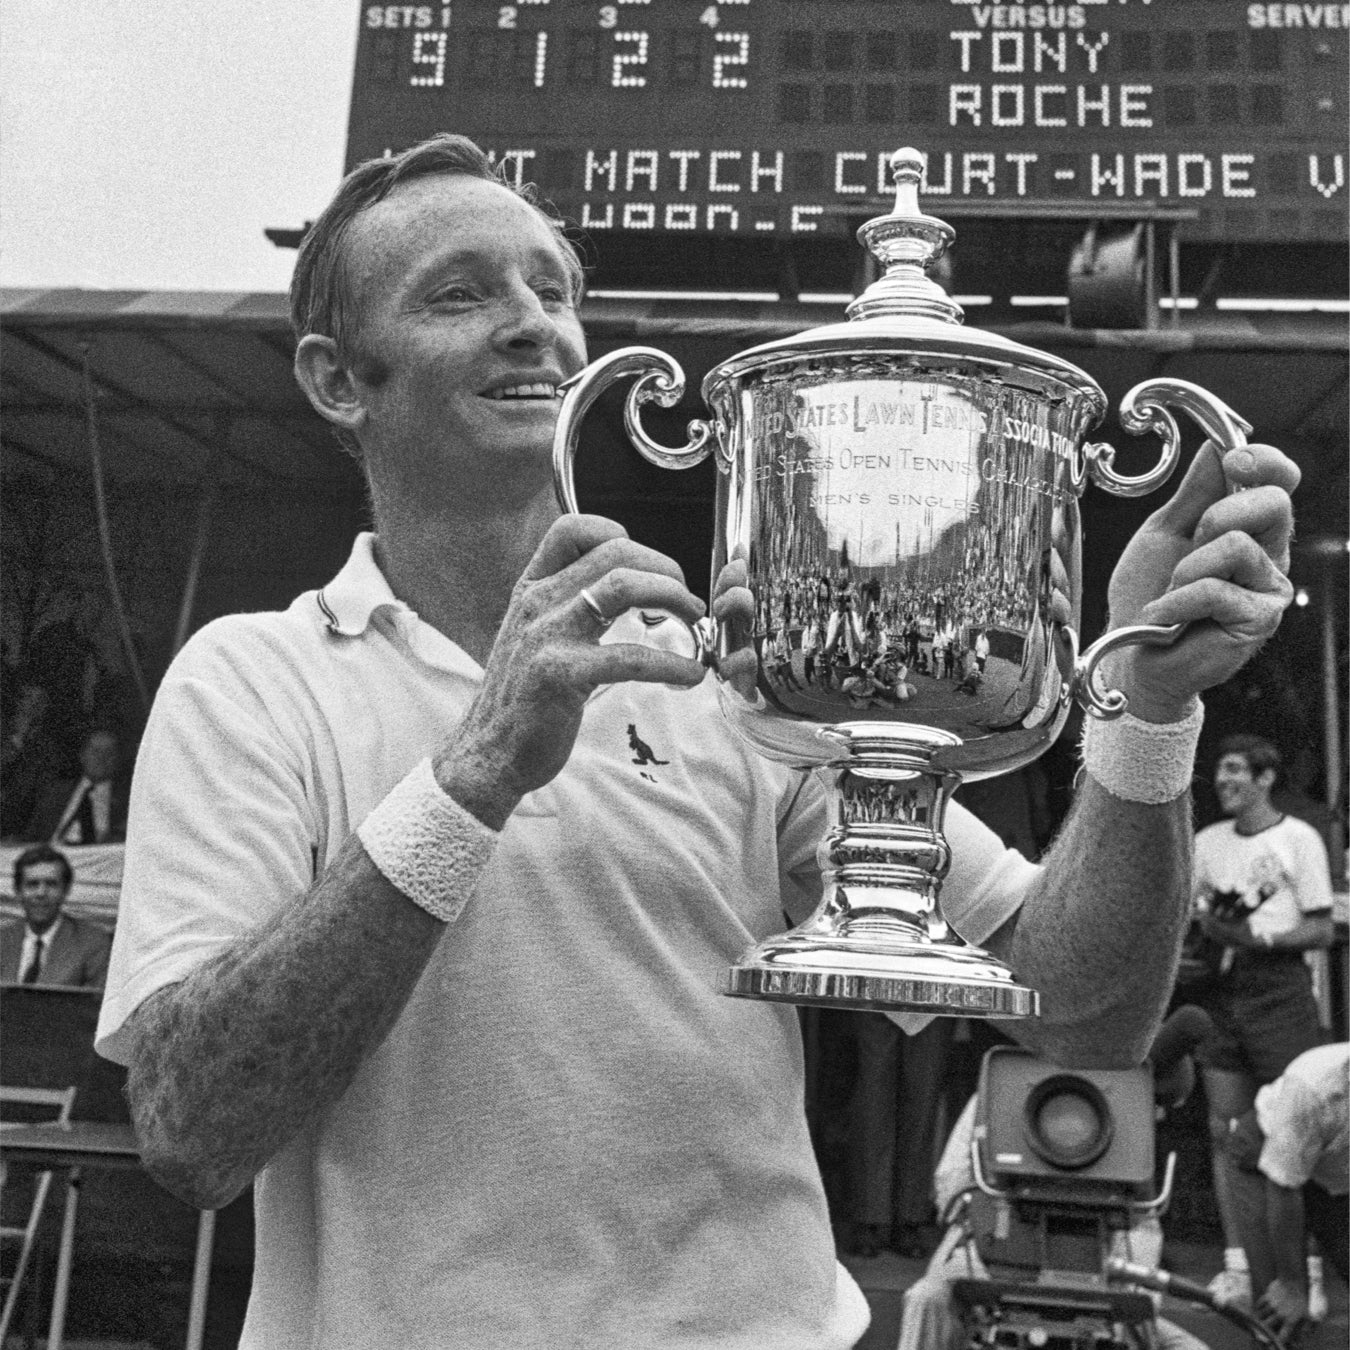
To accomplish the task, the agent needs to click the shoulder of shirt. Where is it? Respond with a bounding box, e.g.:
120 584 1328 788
164 596 333 676
1276 814 1324 843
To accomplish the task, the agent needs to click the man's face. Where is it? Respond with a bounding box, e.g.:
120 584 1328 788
1214 753 1273 817
339 174 586 495
80 731 119 782
18 861 68 933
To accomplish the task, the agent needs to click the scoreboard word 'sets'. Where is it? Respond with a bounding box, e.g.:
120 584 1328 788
346 0 1349 242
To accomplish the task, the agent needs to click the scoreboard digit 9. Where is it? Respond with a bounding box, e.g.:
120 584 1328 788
346 0 1348 243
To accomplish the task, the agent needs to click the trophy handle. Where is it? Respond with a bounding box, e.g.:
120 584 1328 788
552 346 716 514
552 347 718 665
1070 622 1185 719
1081 377 1252 499
1070 379 1252 717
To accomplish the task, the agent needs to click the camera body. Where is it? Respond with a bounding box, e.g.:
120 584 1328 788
976 1046 1157 1201
954 1047 1174 1347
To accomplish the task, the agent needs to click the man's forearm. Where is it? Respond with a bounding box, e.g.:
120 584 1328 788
125 833 446 1210
1266 914 1335 952
1264 1181 1308 1288
986 774 1191 1066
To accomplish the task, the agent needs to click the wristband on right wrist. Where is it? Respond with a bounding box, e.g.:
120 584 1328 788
357 757 499 923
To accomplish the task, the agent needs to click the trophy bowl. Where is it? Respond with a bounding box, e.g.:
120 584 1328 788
553 148 1251 1018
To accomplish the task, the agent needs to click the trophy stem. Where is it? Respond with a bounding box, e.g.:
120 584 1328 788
726 726 1039 1017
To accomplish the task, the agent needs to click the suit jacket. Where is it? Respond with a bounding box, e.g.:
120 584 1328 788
0 915 112 988
23 774 130 845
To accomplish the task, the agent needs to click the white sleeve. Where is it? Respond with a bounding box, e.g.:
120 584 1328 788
776 768 828 924
888 798 1039 1035
1289 821 1334 916
940 799 1041 947
96 660 317 1065
1255 1075 1326 1190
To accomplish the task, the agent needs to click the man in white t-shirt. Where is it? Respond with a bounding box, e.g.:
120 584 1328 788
1192 735 1335 1306
95 134 1301 1347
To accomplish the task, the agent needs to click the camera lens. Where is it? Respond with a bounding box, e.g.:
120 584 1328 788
1023 1073 1114 1169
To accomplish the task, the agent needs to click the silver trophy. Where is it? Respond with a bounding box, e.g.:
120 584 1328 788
554 148 1251 1018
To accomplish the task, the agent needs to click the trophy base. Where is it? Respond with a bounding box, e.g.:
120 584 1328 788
725 933 1038 1017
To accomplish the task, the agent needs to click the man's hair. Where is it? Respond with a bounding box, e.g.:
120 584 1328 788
289 133 583 458
13 844 73 894
1217 734 1282 783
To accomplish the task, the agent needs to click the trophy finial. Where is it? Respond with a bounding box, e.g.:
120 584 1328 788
848 145 963 326
889 147 926 215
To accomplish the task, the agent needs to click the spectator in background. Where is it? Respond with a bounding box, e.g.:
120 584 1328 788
973 629 990 673
24 726 130 845
1229 1041 1348 1342
1 680 58 839
1191 734 1335 1307
22 589 105 773
0 844 111 987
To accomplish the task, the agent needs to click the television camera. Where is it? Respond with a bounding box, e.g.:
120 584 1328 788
948 1010 1281 1349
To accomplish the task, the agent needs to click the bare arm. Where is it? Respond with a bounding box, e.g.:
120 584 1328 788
1200 909 1335 954
122 516 706 1210
984 777 1192 1067
125 835 442 1209
1253 1180 1311 1340
986 440 1299 1066
1262 1179 1309 1287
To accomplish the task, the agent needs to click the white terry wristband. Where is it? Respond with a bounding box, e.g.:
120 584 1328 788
358 758 499 923
1081 699 1204 804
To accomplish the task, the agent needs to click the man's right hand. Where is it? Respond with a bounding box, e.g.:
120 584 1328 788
434 514 707 829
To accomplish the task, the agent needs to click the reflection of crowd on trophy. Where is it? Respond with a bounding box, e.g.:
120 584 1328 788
756 563 1030 705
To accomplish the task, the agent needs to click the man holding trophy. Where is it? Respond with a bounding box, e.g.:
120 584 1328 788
96 136 1299 1347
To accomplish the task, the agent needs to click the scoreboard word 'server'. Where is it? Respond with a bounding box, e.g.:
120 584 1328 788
347 0 1349 242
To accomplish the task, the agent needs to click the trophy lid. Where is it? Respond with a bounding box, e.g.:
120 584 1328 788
704 148 1106 416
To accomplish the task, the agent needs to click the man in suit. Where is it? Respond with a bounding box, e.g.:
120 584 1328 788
24 727 130 845
1 844 111 987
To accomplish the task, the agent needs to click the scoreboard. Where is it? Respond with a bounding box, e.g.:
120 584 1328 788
346 0 1349 243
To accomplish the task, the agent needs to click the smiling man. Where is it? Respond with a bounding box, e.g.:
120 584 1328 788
95 135 1303 1348
1 844 111 987
1192 734 1335 1308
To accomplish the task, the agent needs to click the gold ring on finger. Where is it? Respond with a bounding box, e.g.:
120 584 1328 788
579 587 613 629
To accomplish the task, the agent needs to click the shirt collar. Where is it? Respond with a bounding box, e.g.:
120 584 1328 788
315 533 413 637
314 532 699 675
26 916 63 945
315 533 483 681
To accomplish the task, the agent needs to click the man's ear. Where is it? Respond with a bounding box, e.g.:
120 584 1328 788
294 334 367 437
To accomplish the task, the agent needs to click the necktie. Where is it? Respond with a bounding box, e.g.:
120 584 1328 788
56 780 91 845
20 936 45 984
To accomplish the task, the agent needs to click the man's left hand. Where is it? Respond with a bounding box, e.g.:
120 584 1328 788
1256 1276 1310 1345
1103 441 1298 722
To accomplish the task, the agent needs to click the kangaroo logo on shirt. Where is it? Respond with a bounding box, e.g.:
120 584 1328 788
628 724 669 766
627 723 670 782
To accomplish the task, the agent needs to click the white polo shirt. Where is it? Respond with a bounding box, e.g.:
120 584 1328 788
98 532 1036 1350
